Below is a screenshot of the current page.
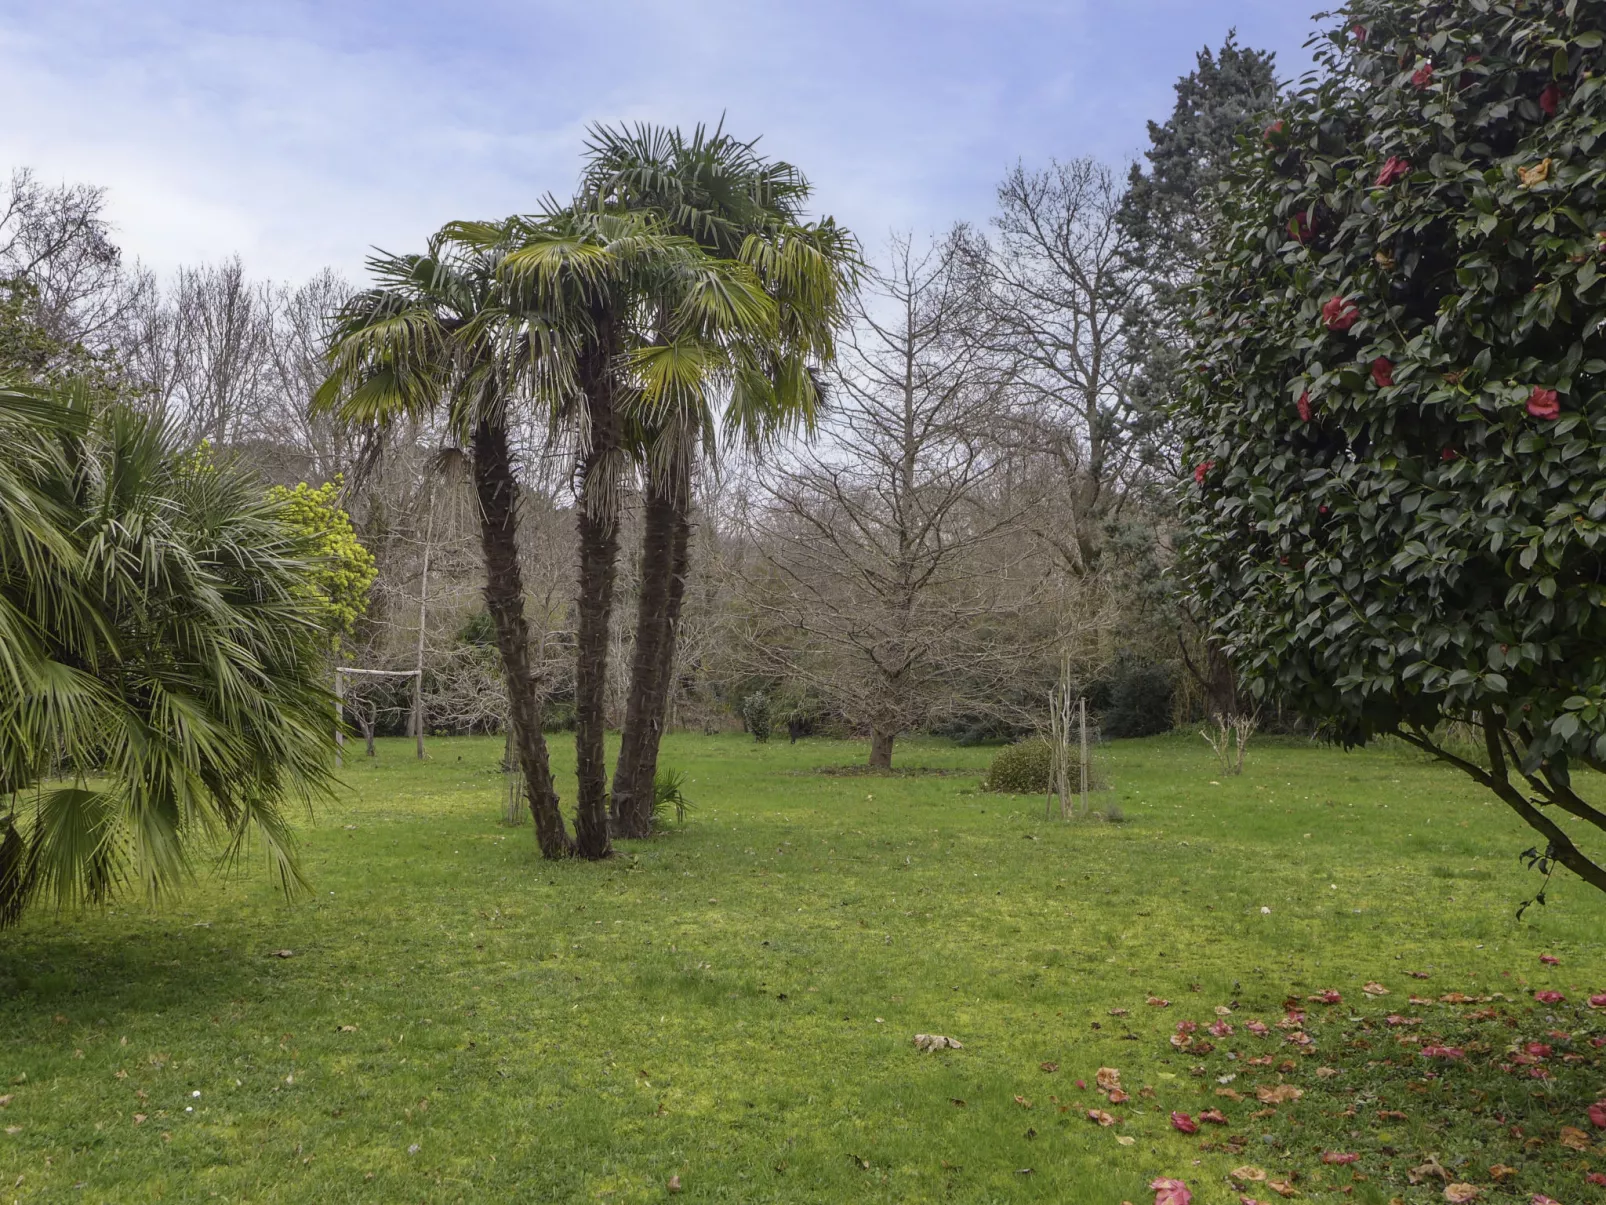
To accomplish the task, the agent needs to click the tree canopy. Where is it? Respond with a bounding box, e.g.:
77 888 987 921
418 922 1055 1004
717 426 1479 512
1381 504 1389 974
1178 0 1606 890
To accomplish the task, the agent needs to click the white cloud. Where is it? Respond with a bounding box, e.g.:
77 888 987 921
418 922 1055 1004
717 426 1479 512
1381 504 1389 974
0 0 1317 282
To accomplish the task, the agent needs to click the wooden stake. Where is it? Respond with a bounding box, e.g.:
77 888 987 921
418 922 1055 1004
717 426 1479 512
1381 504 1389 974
414 505 433 760
1079 695 1088 816
334 669 345 769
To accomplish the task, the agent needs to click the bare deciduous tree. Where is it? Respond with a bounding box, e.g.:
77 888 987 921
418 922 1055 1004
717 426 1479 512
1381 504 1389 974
747 236 1043 768
958 158 1150 577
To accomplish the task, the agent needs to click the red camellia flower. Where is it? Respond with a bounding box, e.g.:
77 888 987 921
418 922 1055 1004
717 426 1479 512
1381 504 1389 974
1351 23 1367 40
1321 1152 1360 1165
1589 993 1606 1008
1441 447 1458 462
1296 391 1312 422
1376 156 1412 187
1535 990 1565 1004
1321 296 1359 331
1170 1111 1199 1134
1411 61 1434 89
1194 461 1215 484
1526 387 1560 420
1288 210 1316 243
1540 83 1561 116
1263 119 1287 144
1589 1101 1606 1128
1371 357 1394 388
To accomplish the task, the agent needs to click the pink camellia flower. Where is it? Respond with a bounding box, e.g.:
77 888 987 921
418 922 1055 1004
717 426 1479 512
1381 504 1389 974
1263 119 1287 145
1589 1101 1606 1128
1411 62 1434 89
1297 391 1313 422
1540 83 1561 116
1371 357 1394 388
1308 989 1341 1004
1244 1019 1270 1036
1351 23 1367 41
1534 989 1565 1004
1209 1019 1234 1038
1441 447 1459 462
1533 1196 1560 1205
1322 296 1360 331
1321 1151 1360 1165
1540 954 1559 965
1527 387 1560 420
1589 993 1606 1008
1421 1045 1466 1059
1194 461 1215 484
1525 1042 1552 1058
1170 1111 1199 1134
1376 156 1412 187
1151 1178 1192 1205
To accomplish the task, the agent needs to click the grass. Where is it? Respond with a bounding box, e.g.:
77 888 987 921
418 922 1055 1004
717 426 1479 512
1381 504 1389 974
0 732 1603 1204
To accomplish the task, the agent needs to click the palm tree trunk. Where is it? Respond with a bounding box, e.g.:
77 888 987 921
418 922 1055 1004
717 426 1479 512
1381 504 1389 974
572 325 620 860
471 418 571 858
611 461 691 837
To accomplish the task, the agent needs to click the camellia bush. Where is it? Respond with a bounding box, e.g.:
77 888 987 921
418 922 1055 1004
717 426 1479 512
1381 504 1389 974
1177 0 1606 891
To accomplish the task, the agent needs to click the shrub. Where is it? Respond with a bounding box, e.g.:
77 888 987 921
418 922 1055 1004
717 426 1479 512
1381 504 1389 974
741 693 773 743
1177 0 1606 891
983 739 1054 794
652 768 693 825
1102 657 1176 738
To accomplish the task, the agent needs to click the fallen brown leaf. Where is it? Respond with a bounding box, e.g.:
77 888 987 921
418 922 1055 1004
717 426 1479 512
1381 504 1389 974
913 1034 962 1052
1256 1085 1303 1104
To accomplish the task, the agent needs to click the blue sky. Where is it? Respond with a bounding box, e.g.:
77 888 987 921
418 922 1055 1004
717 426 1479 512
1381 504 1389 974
1 0 1327 282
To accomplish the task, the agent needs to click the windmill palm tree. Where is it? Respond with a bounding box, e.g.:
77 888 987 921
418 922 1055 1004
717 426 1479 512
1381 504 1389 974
0 382 336 925
316 227 581 857
575 122 857 837
322 207 777 859
495 194 791 851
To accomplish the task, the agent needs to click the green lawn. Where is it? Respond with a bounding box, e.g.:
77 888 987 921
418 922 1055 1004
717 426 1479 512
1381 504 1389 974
1 733 1603 1203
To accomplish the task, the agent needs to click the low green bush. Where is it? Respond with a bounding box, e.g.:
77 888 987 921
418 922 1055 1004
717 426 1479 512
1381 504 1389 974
983 738 1053 794
741 693 772 743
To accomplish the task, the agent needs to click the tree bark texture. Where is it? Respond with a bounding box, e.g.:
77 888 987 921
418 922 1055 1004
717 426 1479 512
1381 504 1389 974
869 728 895 770
470 418 571 858
571 318 621 860
611 465 692 837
